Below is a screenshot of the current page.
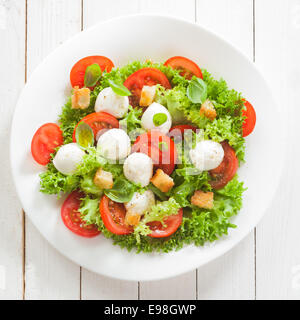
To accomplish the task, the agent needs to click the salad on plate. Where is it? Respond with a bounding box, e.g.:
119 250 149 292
30 55 256 253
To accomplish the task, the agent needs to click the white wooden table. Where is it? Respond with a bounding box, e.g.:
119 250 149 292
1 0 299 300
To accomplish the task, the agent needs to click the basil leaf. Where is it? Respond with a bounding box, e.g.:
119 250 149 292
186 77 207 103
75 122 94 148
108 79 132 96
104 178 135 203
153 113 168 126
148 184 168 201
84 63 102 87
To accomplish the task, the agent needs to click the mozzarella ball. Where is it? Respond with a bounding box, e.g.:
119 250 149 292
97 128 131 160
189 140 224 171
123 153 153 187
53 143 85 175
141 102 172 134
125 190 155 216
95 87 129 118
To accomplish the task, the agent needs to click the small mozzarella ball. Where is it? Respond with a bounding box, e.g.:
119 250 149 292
141 102 172 134
53 143 85 175
95 87 129 118
123 153 153 187
125 190 155 216
189 140 224 171
97 128 131 160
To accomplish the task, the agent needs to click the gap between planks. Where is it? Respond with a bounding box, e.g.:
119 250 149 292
253 0 257 301
22 0 28 301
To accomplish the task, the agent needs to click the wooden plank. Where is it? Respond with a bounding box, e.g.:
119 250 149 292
81 272 138 300
255 0 300 300
0 0 25 300
138 0 195 21
137 0 197 300
81 0 140 300
25 0 81 300
197 235 254 299
196 0 255 300
140 273 196 300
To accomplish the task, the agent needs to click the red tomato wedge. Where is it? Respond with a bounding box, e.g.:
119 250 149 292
242 100 256 137
164 56 203 79
31 123 63 165
72 112 119 142
70 56 114 88
123 68 171 106
209 141 238 190
132 130 177 175
168 125 197 142
147 208 183 238
99 195 133 235
61 191 101 237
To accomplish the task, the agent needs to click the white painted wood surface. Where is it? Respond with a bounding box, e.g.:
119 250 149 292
0 0 24 300
0 0 299 300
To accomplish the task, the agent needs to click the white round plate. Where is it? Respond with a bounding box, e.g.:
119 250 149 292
10 14 284 281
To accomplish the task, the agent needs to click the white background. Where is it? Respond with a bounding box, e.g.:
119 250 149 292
0 0 299 300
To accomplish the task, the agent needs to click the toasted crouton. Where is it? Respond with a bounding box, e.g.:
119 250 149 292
191 190 214 209
71 86 90 109
125 211 141 227
200 99 217 121
150 169 174 193
139 85 156 107
93 168 113 189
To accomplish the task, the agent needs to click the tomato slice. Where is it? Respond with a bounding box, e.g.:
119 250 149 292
61 191 101 237
147 208 183 238
132 130 177 175
72 112 119 142
164 56 203 80
209 141 238 189
242 100 256 137
123 68 171 106
70 56 114 88
31 123 63 165
168 125 197 142
99 195 133 235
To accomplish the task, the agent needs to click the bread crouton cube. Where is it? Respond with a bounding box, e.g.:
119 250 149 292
150 169 174 193
200 99 217 121
139 85 156 107
93 168 113 189
125 211 141 227
191 190 214 209
72 86 91 109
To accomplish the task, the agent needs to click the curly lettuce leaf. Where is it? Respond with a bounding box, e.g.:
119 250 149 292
119 105 145 140
156 84 208 127
39 162 79 196
59 98 94 144
202 69 245 118
79 195 102 226
171 172 211 208
80 173 102 196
